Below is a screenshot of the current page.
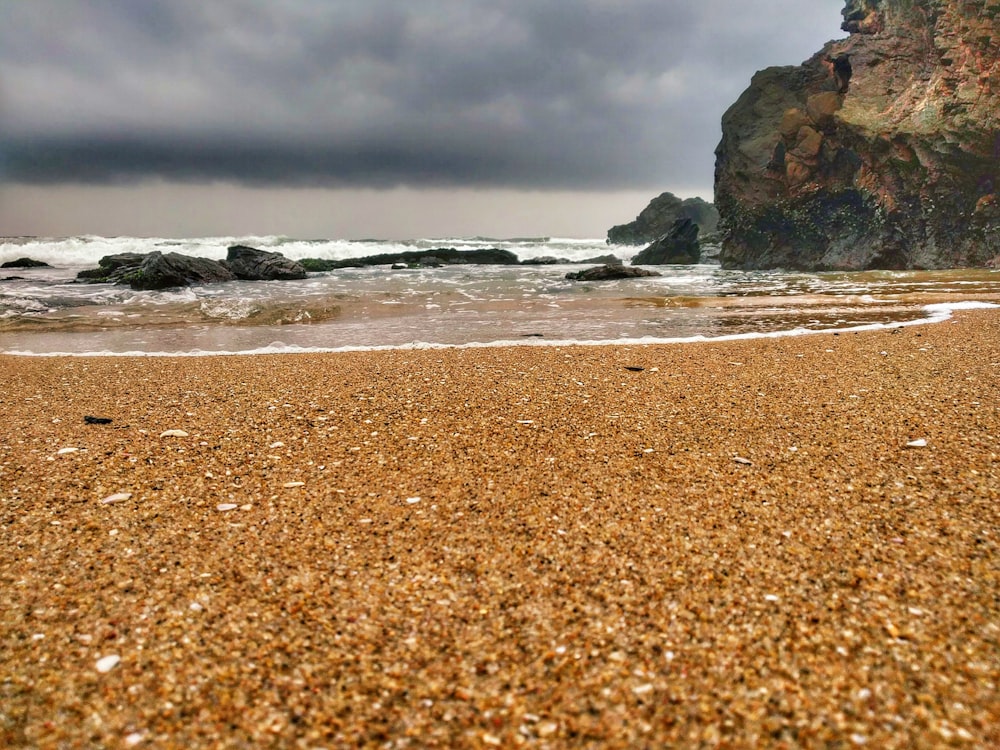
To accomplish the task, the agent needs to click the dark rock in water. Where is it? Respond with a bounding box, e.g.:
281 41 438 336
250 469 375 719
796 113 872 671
127 252 236 290
1 257 51 269
565 265 662 281
631 218 701 265
521 254 624 266
581 254 623 266
299 258 341 272
607 192 719 245
715 0 1000 270
225 245 306 280
78 251 235 289
520 256 563 265
300 247 521 271
76 253 148 282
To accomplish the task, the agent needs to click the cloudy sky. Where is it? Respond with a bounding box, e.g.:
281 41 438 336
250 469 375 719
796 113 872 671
0 1 844 239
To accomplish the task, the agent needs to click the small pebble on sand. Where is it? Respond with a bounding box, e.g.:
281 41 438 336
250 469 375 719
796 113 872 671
95 654 121 673
100 492 132 504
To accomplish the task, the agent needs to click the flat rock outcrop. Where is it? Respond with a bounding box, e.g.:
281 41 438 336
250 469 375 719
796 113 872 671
565 264 662 281
301 247 520 271
631 218 701 265
715 0 999 270
608 193 718 246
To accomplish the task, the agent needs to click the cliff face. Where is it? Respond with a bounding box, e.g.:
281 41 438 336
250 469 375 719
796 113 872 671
715 0 999 270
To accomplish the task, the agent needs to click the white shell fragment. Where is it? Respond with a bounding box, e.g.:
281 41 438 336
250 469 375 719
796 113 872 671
269 441 285 449
405 496 422 504
96 654 121 673
282 481 305 488
216 503 239 511
733 456 753 465
159 429 189 438
906 439 928 448
101 492 132 504
57 447 79 455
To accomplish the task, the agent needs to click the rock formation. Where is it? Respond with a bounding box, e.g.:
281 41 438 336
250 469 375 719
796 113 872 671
300 247 521 271
631 218 702 265
715 0 999 270
565 265 662 281
607 192 719 245
1 257 51 268
226 245 307 280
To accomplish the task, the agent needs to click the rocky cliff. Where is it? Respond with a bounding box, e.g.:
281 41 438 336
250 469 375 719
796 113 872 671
715 0 999 270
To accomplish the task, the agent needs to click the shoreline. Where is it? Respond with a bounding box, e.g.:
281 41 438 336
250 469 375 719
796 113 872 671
2 309 999 746
2 300 996 359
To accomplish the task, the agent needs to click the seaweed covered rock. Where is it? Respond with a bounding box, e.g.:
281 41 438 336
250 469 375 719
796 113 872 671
715 0 1000 270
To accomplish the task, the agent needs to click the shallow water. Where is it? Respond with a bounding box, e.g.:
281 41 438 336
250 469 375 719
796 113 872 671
2 236 999 355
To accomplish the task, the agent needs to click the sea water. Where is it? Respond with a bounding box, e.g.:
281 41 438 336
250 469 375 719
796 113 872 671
2 235 999 356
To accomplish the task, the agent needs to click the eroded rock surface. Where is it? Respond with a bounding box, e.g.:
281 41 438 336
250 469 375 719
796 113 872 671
715 0 999 270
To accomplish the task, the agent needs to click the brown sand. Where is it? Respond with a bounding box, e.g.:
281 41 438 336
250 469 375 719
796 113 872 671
1 311 998 748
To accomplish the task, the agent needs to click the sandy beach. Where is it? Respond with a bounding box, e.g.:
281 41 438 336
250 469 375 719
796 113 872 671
1 310 998 748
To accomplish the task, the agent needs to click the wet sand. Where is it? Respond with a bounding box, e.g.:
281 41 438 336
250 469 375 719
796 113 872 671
1 311 998 748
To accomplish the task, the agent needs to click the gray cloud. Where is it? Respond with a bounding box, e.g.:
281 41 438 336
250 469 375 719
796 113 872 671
0 0 843 190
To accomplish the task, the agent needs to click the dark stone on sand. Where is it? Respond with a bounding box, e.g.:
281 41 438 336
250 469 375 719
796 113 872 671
631 218 701 265
1 257 51 269
225 245 307 280
84 415 113 425
565 265 662 281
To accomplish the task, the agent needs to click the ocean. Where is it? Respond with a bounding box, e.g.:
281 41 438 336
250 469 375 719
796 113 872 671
2 235 999 356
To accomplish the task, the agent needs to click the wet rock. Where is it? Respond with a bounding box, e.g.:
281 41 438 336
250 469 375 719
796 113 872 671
565 265 662 281
225 245 306 280
631 218 701 265
77 251 235 289
301 247 521 270
126 252 235 290
1 257 51 269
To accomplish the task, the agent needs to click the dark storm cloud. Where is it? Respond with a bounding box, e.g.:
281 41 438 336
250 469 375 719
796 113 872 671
0 0 843 189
